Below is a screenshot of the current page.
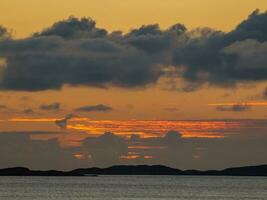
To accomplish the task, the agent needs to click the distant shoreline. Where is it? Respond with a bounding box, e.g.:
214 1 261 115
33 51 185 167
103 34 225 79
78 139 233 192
0 165 266 177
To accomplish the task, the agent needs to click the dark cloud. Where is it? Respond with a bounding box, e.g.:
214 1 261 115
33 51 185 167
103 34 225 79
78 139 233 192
0 11 267 91
0 19 166 91
55 114 74 129
39 102 60 111
34 17 107 39
227 9 267 42
0 132 81 170
0 17 181 91
23 108 35 115
82 132 128 167
0 26 10 40
0 129 267 170
263 87 267 99
124 23 186 53
216 104 251 112
164 131 182 142
0 105 6 109
172 10 267 89
124 130 267 169
75 104 113 112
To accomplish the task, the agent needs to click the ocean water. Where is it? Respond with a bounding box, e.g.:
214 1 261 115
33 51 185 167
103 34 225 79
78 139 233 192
0 176 266 200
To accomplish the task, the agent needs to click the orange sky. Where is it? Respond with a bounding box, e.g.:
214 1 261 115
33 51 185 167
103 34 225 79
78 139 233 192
0 0 266 38
1 1 267 170
0 1 267 120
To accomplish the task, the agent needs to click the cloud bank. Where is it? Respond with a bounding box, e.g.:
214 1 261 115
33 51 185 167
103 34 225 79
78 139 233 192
0 129 266 170
0 10 267 91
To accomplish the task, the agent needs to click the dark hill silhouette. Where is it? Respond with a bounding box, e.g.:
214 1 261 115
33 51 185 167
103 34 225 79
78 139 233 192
0 165 266 176
71 165 182 175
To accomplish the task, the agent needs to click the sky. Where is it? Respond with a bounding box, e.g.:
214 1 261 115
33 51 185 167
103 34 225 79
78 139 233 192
0 0 267 170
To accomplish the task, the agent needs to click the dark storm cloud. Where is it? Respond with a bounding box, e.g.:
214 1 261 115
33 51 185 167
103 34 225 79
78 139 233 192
0 10 267 91
39 102 60 111
216 104 251 112
75 104 113 112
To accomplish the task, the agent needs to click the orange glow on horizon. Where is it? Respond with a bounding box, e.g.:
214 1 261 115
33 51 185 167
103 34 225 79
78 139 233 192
128 146 167 150
73 153 87 160
144 156 153 159
8 118 59 122
120 155 141 160
5 117 266 148
120 154 153 160
3 118 243 139
66 120 237 139
7 117 91 122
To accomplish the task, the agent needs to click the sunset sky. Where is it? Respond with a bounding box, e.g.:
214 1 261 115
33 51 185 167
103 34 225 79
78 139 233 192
0 0 267 170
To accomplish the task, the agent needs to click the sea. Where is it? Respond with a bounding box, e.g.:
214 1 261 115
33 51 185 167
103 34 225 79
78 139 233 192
0 175 266 200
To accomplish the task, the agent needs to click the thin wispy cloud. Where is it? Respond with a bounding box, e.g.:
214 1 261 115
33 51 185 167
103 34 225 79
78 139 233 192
75 104 113 112
39 102 61 111
23 108 35 115
209 101 267 112
208 102 267 106
215 104 251 112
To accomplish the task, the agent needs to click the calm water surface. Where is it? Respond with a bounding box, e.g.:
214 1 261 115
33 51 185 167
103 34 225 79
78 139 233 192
0 176 266 200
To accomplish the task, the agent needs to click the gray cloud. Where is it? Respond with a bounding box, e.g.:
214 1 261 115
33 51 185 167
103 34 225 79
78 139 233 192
33 17 107 39
0 10 267 91
39 102 60 111
216 104 251 112
0 105 6 109
0 129 266 170
0 26 10 40
172 10 267 89
55 114 74 129
0 17 169 91
82 132 128 167
0 132 81 170
75 104 113 112
263 87 267 99
23 108 35 115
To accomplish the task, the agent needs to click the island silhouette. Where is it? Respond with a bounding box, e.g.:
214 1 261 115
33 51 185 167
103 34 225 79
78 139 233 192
0 165 266 176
